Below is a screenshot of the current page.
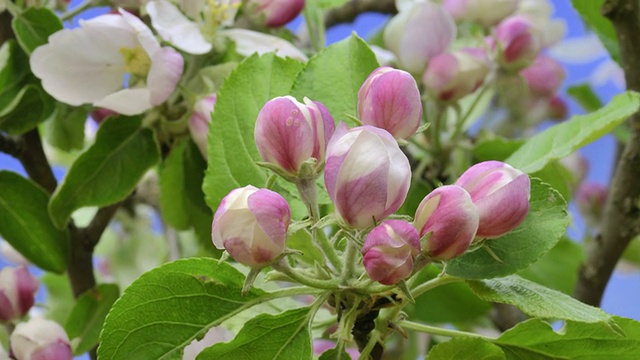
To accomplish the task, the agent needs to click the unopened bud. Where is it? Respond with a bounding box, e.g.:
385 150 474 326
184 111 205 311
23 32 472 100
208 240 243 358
414 185 479 260
444 0 518 27
362 220 420 285
358 67 422 140
455 161 530 238
422 48 491 102
492 15 541 71
10 318 73 360
246 0 305 28
189 94 216 159
521 55 565 97
0 266 38 323
577 182 607 228
212 186 291 268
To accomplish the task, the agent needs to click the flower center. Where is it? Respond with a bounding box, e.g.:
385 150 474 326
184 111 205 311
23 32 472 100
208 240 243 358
119 46 151 79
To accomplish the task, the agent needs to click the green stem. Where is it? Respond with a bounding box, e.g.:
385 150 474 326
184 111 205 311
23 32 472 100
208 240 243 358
430 102 447 152
411 274 462 299
358 330 381 360
340 237 359 285
272 259 339 289
397 320 491 339
451 82 492 141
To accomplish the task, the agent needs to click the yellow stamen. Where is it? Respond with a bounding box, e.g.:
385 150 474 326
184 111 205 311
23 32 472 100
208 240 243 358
119 47 151 78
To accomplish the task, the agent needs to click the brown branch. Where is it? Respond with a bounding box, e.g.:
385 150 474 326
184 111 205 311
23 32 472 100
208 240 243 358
0 133 24 158
324 0 396 28
575 0 640 306
18 128 58 194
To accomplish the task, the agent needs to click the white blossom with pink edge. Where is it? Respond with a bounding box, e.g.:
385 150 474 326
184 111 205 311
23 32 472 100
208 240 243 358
10 318 73 360
30 9 184 116
324 124 411 229
189 94 217 159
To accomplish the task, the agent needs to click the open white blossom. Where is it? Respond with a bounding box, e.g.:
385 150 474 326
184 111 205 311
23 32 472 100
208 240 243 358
146 0 240 54
221 29 308 61
30 9 183 116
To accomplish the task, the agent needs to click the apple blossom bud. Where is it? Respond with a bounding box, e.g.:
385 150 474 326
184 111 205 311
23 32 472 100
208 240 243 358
90 108 118 124
577 182 608 227
560 152 588 186
521 55 565 97
455 161 531 238
547 95 568 121
189 94 217 158
255 96 335 179
492 15 541 71
324 124 411 229
414 185 479 260
10 318 73 360
362 220 420 285
246 0 305 27
0 266 39 323
357 67 422 140
443 0 518 27
0 240 29 266
384 1 456 74
212 186 291 268
422 48 491 102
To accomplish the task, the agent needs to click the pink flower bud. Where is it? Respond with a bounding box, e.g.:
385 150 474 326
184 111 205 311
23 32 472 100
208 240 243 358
255 96 335 179
455 161 531 238
324 124 411 229
422 48 491 102
10 318 73 360
547 95 568 121
212 186 291 268
357 67 422 140
0 266 38 323
577 182 608 228
90 108 118 124
521 55 565 97
414 185 479 260
189 94 217 159
246 0 305 27
383 1 456 74
444 0 518 27
492 15 541 71
560 152 589 186
362 220 420 285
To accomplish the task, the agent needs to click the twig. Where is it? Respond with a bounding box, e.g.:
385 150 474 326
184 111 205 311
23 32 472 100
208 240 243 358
575 0 640 306
324 0 396 28
0 133 24 158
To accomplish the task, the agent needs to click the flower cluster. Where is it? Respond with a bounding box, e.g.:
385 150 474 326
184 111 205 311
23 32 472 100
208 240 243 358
211 67 531 287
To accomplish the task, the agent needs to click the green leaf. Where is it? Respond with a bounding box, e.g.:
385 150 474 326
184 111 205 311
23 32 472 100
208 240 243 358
65 284 119 355
427 337 505 360
0 83 55 135
44 104 87 151
468 275 611 324
196 307 312 360
495 317 640 359
313 0 349 9
410 266 490 323
567 83 603 113
98 258 267 360
518 237 584 294
287 228 325 265
41 272 75 325
506 92 640 173
160 141 192 230
11 7 63 54
0 171 69 273
203 53 303 212
290 34 379 125
571 0 620 64
446 178 568 279
0 40 31 111
49 116 161 229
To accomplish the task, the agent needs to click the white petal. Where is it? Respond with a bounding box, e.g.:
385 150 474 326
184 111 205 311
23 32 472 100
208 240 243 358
547 34 607 64
148 47 184 105
94 88 153 115
119 8 162 56
30 26 133 106
146 0 212 54
221 29 308 61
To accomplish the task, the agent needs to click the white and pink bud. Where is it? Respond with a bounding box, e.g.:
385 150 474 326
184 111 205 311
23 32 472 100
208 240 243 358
491 15 541 71
324 124 411 229
383 1 456 74
189 94 217 158
414 185 479 260
255 96 335 179
577 182 608 227
0 266 39 323
547 95 568 121
362 220 420 285
212 186 291 268
357 67 422 140
10 318 73 360
520 55 565 98
443 0 519 27
245 0 305 27
455 161 531 238
422 48 491 102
